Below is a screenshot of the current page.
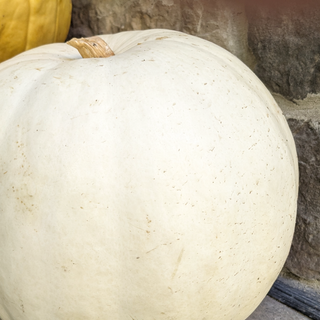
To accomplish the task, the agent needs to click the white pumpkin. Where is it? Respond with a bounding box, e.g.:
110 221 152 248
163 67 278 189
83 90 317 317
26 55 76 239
0 29 298 320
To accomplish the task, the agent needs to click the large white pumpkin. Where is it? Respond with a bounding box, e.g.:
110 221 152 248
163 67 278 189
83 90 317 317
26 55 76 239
0 29 298 320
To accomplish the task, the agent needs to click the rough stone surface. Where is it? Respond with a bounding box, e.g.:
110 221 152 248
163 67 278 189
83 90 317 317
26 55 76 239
247 2 320 100
286 118 320 280
68 0 255 66
274 94 320 281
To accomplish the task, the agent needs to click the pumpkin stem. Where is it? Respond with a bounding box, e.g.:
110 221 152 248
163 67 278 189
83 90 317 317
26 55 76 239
67 36 115 58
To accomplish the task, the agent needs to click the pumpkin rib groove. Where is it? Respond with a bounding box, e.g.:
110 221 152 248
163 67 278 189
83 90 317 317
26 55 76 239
24 0 31 52
53 0 59 42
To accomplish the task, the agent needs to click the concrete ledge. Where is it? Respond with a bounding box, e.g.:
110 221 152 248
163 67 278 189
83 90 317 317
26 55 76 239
247 296 311 320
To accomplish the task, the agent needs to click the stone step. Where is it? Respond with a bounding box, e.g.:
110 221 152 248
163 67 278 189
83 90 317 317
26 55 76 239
247 296 311 320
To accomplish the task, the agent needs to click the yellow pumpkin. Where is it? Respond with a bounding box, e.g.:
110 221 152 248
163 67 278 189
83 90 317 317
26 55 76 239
0 0 72 62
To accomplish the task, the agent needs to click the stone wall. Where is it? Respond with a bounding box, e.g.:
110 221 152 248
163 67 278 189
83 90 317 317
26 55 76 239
68 0 320 285
68 0 256 67
246 2 320 283
274 95 320 283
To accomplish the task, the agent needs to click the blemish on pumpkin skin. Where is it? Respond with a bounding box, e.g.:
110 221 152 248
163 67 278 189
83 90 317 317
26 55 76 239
20 299 25 313
146 243 168 254
171 248 184 280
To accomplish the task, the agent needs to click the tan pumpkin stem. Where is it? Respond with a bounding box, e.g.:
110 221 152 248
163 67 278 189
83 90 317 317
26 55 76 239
67 36 115 58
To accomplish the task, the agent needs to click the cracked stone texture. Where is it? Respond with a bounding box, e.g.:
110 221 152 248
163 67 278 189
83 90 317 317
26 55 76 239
68 0 255 67
247 1 320 100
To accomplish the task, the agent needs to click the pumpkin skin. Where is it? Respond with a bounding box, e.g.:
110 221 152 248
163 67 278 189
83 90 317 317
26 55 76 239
0 0 72 62
0 29 298 320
